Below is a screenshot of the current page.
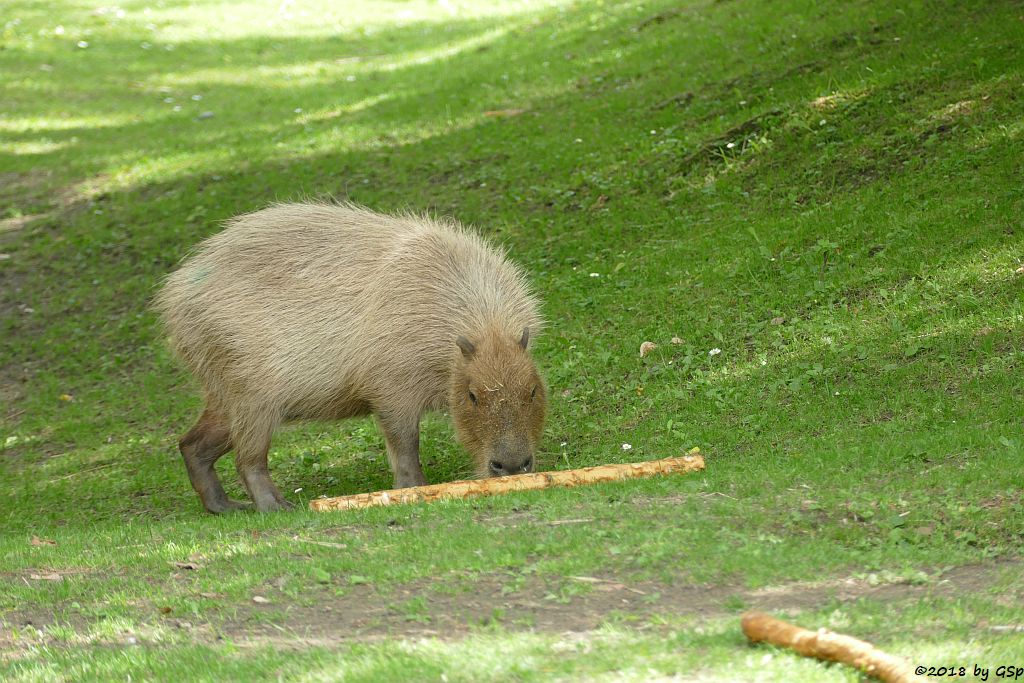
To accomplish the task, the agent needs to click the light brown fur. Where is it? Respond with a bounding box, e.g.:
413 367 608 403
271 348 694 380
154 202 546 513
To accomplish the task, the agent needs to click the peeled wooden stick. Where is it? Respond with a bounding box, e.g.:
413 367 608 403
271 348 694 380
741 611 927 683
309 449 704 511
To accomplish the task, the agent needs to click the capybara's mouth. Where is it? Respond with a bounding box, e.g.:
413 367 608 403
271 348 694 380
487 456 534 476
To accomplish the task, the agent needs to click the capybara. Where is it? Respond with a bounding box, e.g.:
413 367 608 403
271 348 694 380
154 203 547 513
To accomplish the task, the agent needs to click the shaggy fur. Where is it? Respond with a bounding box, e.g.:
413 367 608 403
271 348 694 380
154 202 547 513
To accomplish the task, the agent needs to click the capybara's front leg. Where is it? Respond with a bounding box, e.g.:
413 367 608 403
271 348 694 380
179 407 252 514
378 413 427 488
231 412 294 512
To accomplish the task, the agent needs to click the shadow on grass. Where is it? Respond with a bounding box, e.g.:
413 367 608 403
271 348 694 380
0 5 595 208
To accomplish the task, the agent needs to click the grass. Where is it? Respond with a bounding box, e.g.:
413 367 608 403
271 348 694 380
2 0 1023 680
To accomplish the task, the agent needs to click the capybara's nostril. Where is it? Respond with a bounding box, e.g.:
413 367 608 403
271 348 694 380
520 457 533 473
489 460 505 475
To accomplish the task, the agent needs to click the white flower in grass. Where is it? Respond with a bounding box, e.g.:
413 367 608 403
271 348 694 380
708 348 722 357
621 443 632 451
77 40 89 48
589 272 600 278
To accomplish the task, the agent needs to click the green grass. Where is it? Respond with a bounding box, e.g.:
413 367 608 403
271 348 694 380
2 0 1023 680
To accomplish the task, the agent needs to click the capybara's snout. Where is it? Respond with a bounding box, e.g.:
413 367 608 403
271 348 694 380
486 441 535 476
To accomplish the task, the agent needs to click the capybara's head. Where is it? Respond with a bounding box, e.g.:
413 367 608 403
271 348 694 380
450 327 546 477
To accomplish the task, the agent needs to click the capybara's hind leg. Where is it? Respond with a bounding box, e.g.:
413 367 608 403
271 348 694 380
231 414 294 512
179 408 252 514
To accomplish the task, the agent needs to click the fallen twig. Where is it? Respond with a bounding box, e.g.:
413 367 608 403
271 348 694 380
54 462 116 481
569 576 646 595
545 518 594 526
292 536 348 549
652 91 694 110
310 450 704 512
741 611 927 683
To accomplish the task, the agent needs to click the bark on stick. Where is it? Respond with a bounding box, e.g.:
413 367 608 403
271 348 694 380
310 450 704 511
741 611 927 683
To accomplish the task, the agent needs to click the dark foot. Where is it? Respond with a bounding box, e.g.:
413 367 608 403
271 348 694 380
394 472 428 488
203 498 254 514
180 408 236 515
238 467 294 512
254 497 295 513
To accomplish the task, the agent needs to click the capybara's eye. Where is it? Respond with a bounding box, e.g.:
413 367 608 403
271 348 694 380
469 391 478 405
530 386 537 401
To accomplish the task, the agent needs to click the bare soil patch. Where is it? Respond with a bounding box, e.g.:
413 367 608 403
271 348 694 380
0 170 56 207
3 559 1017 655
0 213 53 239
204 558 1022 647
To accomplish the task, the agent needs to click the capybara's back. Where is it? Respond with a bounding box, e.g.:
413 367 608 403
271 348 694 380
155 203 547 513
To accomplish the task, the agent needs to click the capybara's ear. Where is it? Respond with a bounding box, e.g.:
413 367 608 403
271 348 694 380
456 336 477 359
519 327 530 350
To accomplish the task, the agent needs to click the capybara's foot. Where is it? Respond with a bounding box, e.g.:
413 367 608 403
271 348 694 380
254 498 295 513
204 498 253 514
394 472 428 488
238 468 293 512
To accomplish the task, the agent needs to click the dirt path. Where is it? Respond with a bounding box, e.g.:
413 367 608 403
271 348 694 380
222 559 1021 647
2 559 1018 655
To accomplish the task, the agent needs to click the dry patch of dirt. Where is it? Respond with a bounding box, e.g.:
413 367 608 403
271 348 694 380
0 170 56 206
1 567 97 583
226 560 1020 648
0 375 26 414
2 560 1019 656
4 565 1019 659
0 213 53 238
